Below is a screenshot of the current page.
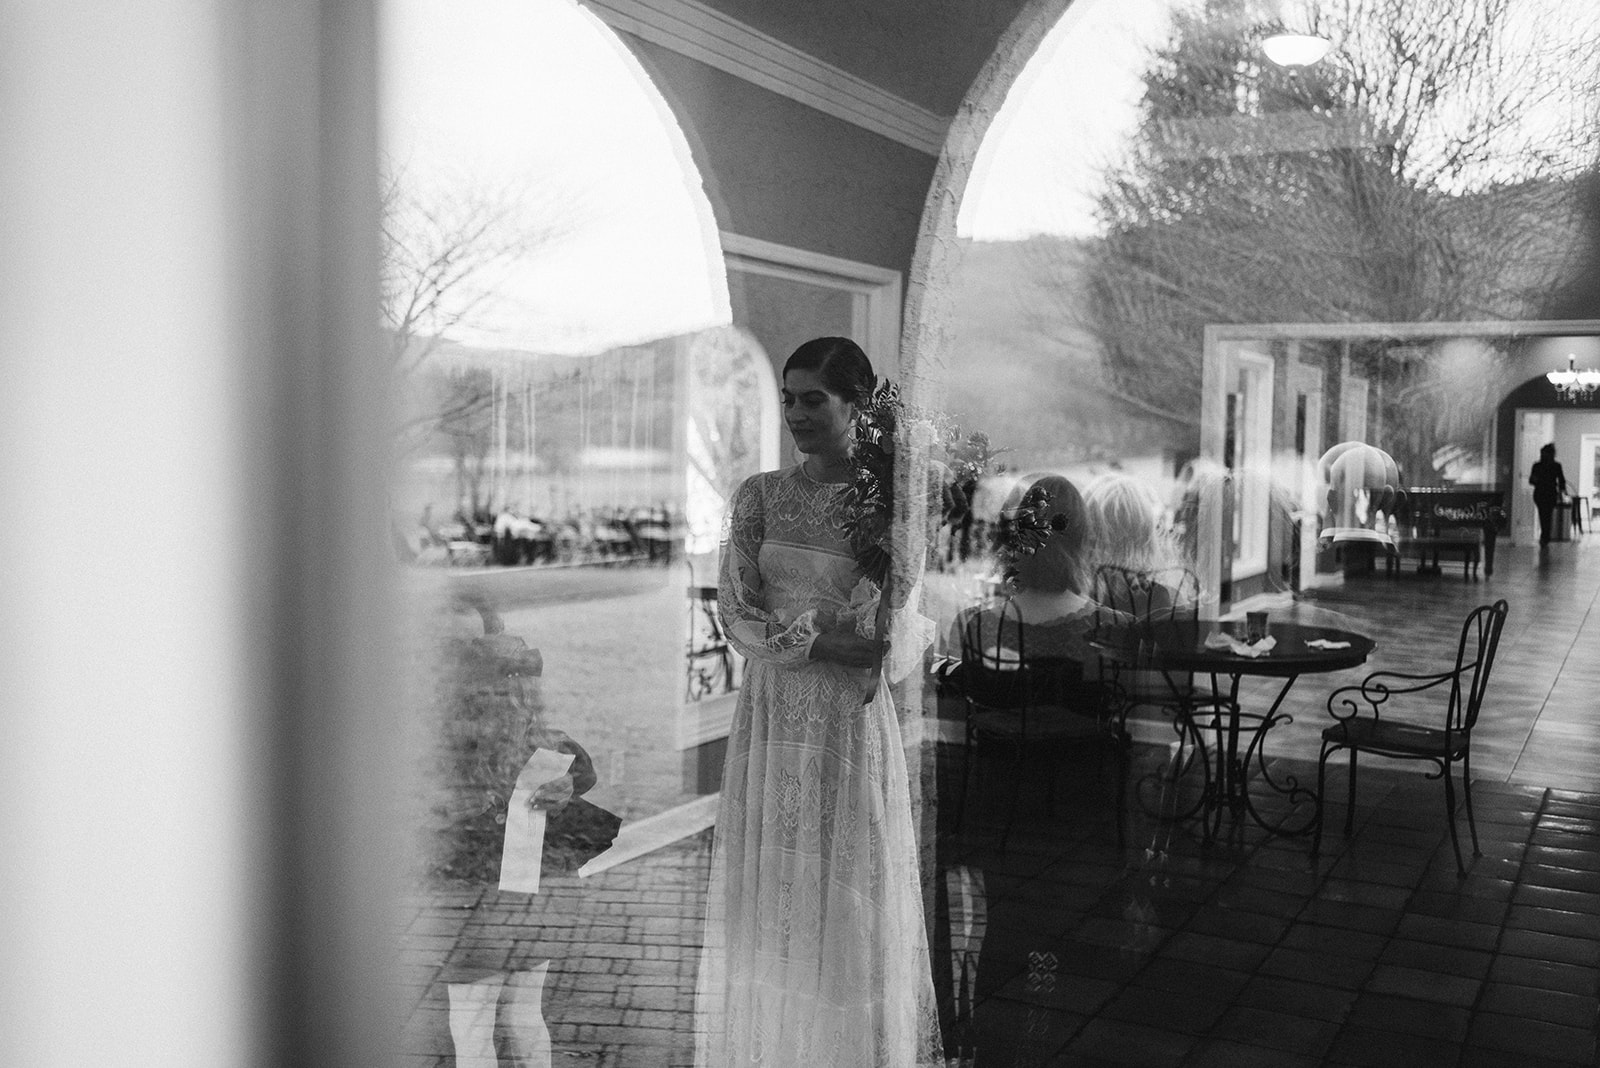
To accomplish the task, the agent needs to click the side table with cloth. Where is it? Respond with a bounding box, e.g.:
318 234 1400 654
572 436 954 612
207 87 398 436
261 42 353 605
1089 619 1375 838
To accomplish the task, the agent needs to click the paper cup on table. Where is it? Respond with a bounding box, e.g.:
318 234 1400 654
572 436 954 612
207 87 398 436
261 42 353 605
1246 610 1269 644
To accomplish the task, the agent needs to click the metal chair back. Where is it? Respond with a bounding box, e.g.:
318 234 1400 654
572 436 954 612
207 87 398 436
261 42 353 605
1093 564 1200 629
1091 564 1201 712
960 596 1032 718
1454 599 1508 737
955 597 1124 849
1315 598 1510 875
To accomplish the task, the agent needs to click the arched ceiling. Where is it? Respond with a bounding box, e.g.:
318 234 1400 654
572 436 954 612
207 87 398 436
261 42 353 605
640 0 1031 116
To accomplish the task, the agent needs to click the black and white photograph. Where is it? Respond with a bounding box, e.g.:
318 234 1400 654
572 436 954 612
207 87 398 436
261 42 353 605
6 1 1600 1066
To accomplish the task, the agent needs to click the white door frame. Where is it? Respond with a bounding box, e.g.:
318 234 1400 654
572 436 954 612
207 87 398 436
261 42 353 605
1579 433 1600 519
1230 348 1275 582
1289 357 1328 591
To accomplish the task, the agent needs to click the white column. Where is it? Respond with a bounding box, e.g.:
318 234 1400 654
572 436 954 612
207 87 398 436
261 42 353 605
0 3 397 1066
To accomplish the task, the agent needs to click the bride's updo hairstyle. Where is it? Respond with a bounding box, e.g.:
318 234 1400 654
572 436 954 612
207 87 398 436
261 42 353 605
999 473 1089 595
782 336 876 405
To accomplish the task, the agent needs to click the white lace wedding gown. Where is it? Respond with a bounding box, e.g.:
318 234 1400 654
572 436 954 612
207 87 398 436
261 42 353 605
693 465 942 1068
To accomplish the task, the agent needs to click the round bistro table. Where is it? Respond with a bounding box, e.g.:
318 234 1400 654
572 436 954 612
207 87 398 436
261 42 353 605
1090 619 1376 837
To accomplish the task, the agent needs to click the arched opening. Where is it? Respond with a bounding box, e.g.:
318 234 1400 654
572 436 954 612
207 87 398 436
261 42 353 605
379 9 750 1062
909 0 1600 621
384 0 729 554
899 8 1600 961
1497 348 1600 543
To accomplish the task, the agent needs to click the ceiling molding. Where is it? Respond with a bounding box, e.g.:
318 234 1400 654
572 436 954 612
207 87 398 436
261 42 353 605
583 0 951 156
721 230 903 370
721 231 901 286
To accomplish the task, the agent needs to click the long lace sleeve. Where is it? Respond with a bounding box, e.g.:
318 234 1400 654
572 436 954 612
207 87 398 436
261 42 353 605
717 475 819 666
841 572 936 686
885 579 936 684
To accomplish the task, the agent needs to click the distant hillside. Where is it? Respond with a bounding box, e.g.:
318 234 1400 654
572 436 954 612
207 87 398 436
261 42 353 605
939 236 1196 473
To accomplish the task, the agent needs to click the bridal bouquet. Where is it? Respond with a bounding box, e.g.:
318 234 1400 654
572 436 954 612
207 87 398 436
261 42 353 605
840 380 1003 586
838 381 1011 702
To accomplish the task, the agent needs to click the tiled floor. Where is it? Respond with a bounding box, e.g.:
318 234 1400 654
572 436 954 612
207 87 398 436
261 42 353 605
945 534 1600 1066
946 762 1600 1066
399 533 1600 1066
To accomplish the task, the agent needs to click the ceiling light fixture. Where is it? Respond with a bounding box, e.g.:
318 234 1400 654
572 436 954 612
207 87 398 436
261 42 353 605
1261 32 1333 67
1546 354 1600 403
1262 1 1334 67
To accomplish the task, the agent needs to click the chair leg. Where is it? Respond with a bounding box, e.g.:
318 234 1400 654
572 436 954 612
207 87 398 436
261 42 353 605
954 732 976 840
1461 752 1481 859
1111 736 1129 850
1344 750 1359 836
1443 762 1466 878
998 744 1023 854
1312 745 1330 859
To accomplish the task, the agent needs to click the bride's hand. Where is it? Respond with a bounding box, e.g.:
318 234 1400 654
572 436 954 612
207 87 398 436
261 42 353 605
810 623 883 668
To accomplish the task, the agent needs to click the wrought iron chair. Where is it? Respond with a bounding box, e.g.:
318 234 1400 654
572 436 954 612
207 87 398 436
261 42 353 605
1092 565 1224 830
955 598 1128 851
685 563 739 704
1313 599 1509 876
1092 564 1202 717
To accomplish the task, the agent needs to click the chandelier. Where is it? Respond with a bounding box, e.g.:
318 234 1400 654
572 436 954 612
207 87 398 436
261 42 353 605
1546 354 1600 403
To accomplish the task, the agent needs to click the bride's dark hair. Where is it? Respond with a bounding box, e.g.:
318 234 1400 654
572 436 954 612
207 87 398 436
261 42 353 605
782 337 875 405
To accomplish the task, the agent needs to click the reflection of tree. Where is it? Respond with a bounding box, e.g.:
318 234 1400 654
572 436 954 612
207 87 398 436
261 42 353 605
431 365 496 516
1070 0 1598 426
383 167 583 458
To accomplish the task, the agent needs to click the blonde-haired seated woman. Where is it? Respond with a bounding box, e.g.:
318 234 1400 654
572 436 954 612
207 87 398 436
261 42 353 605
1084 472 1196 620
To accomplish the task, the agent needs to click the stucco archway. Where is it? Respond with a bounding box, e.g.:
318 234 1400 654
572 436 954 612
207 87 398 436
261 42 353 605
900 0 1075 405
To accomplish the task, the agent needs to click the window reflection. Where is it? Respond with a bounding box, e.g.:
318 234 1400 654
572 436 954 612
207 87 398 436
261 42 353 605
379 0 1600 1062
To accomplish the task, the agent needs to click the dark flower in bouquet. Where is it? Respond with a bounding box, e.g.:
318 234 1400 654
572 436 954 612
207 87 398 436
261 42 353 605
840 380 1006 585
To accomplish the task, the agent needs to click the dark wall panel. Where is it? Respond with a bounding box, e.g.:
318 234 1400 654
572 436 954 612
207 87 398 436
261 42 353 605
621 34 937 278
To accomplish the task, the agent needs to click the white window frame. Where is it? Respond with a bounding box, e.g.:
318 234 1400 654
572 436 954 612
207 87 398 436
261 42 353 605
1340 374 1369 443
719 231 903 374
1289 356 1328 591
1229 347 1275 581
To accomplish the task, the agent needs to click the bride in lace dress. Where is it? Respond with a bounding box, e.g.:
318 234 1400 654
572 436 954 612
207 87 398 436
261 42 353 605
693 337 942 1068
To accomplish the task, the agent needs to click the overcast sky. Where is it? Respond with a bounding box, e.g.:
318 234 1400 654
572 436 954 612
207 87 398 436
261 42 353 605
959 0 1177 241
382 0 728 356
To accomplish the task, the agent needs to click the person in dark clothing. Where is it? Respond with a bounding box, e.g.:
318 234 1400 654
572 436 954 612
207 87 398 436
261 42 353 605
1530 443 1568 545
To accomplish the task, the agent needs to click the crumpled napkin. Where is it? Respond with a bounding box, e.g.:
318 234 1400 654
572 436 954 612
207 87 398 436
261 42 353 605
1305 638 1352 650
1204 630 1277 658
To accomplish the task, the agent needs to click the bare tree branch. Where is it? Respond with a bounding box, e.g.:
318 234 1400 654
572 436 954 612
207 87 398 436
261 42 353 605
382 162 589 464
1059 0 1600 425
